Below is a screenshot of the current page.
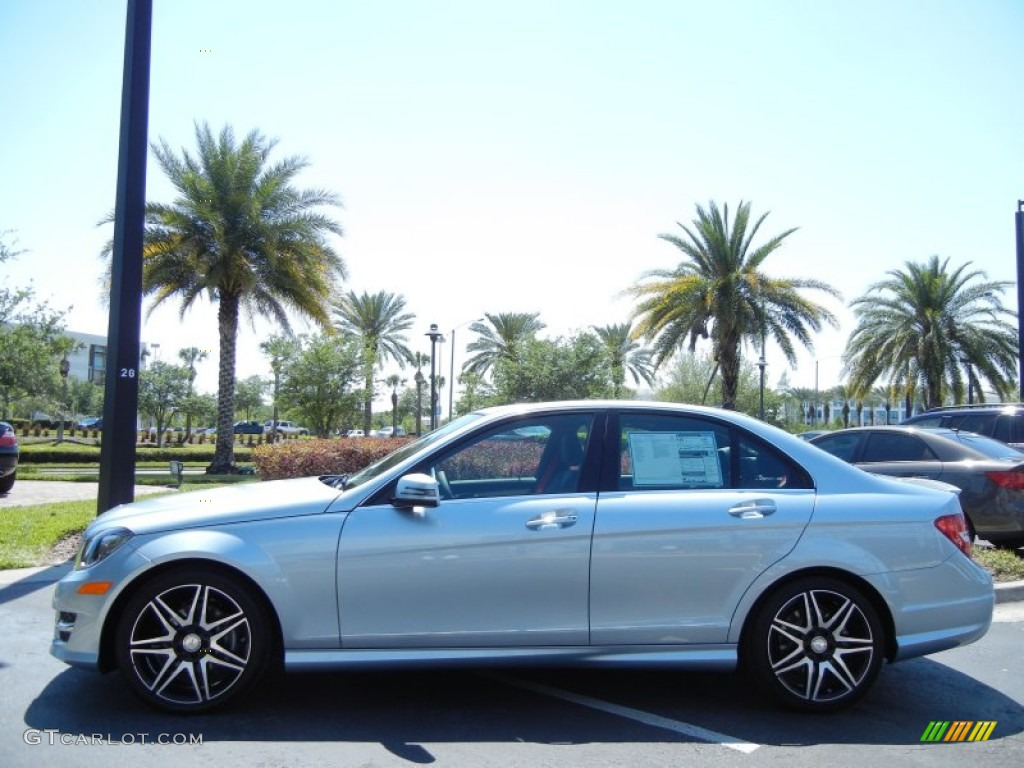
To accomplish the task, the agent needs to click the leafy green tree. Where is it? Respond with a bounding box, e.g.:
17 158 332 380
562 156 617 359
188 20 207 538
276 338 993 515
844 256 1017 410
234 376 268 420
492 334 611 403
68 376 103 420
279 334 362 436
655 350 782 421
332 290 414 434
592 322 655 398
630 200 839 410
453 371 497 416
463 312 545 378
105 123 346 473
260 334 301 440
0 232 70 419
181 392 217 431
138 361 190 447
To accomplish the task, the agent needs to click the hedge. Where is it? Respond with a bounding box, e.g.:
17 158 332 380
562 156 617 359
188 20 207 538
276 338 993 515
18 446 253 464
252 437 414 480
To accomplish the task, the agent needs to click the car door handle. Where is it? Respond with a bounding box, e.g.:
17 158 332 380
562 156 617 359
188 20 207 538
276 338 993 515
526 510 579 530
728 499 777 518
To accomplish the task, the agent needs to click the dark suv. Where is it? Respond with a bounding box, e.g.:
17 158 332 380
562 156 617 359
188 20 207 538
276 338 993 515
902 404 1024 449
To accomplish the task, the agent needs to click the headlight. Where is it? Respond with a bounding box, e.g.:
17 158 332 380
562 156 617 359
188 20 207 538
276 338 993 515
75 528 134 569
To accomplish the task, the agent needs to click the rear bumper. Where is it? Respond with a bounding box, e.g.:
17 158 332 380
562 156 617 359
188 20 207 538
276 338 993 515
886 554 994 661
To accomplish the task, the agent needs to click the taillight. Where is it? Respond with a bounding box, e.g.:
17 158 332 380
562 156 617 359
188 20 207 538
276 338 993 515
985 470 1024 490
0 430 15 447
935 513 972 558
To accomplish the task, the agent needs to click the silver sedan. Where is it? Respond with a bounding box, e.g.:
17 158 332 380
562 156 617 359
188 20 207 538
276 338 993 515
50 401 993 714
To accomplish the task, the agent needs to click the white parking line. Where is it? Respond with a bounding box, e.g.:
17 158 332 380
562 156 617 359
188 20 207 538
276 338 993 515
488 674 760 754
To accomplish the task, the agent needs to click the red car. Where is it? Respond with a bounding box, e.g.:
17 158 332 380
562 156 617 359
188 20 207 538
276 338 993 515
0 420 18 494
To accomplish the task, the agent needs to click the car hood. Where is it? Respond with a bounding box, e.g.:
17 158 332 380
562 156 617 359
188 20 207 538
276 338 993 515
89 477 343 537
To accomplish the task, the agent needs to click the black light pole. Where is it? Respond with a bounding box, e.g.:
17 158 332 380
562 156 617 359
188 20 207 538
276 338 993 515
98 0 152 515
426 324 444 431
1016 200 1024 401
448 316 483 423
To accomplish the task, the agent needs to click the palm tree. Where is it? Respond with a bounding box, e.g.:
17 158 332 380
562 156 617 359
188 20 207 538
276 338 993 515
106 122 345 473
332 290 415 434
462 312 545 378
177 346 208 440
844 256 1017 410
592 322 655 398
629 200 840 410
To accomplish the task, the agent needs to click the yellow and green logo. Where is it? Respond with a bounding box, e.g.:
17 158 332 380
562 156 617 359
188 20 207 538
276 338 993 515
920 721 996 742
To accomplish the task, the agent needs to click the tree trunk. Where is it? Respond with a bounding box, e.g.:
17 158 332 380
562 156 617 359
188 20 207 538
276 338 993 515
717 336 741 410
361 347 376 435
208 293 239 474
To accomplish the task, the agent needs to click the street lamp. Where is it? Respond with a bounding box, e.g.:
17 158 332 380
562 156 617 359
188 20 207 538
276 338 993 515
425 324 444 431
448 316 484 423
58 356 70 442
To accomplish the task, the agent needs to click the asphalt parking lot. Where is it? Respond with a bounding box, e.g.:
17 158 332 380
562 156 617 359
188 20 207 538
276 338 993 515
2 480 1023 766
0 561 1022 768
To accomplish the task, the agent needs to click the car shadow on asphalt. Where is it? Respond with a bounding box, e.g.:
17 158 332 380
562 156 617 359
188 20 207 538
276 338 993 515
23 661 1024 752
0 563 72 605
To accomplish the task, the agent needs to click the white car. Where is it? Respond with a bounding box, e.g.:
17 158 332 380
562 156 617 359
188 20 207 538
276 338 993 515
371 426 407 437
345 429 365 438
264 420 309 436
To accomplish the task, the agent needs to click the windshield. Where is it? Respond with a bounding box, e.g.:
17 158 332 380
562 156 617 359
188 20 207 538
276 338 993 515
339 412 486 489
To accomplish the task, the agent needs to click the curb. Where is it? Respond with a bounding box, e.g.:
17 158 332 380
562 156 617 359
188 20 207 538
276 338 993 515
995 579 1024 604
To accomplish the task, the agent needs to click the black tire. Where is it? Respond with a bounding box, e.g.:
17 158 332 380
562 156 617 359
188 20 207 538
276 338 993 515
0 471 14 495
115 567 271 713
746 577 884 712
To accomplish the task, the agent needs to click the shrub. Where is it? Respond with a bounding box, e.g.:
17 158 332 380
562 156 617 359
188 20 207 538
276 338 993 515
18 444 253 464
253 437 414 480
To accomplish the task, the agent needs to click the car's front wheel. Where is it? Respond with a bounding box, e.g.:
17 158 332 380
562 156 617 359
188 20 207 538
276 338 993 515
746 577 884 712
115 567 271 713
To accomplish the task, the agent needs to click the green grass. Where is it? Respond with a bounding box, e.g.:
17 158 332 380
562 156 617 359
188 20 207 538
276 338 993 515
0 483 239 569
0 499 98 569
973 546 1024 582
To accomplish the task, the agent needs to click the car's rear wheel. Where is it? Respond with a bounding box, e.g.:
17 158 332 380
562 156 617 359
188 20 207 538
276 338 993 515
115 567 271 713
0 470 14 494
747 577 884 712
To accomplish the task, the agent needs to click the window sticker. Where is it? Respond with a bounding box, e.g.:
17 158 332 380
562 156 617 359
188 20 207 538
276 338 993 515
627 431 723 487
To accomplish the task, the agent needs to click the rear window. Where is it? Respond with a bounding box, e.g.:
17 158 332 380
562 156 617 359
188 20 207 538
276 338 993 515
951 432 1024 461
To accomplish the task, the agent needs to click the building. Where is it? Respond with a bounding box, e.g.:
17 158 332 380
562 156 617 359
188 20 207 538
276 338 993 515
65 331 155 386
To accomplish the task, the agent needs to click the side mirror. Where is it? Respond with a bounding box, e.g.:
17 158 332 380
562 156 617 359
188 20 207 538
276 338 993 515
392 473 440 508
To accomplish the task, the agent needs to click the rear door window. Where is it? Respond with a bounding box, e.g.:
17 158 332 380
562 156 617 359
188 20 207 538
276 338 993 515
862 433 937 462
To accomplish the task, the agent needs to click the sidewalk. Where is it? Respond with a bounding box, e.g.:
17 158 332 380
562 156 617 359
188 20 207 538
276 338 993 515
0 480 169 508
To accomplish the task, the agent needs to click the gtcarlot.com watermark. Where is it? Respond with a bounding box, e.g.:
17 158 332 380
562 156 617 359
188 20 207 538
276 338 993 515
24 729 202 746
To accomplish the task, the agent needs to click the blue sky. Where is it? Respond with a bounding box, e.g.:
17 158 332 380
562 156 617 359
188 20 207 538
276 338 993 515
2 0 1023 398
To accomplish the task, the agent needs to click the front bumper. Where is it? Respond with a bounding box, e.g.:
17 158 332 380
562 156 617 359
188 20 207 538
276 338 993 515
49 547 152 671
